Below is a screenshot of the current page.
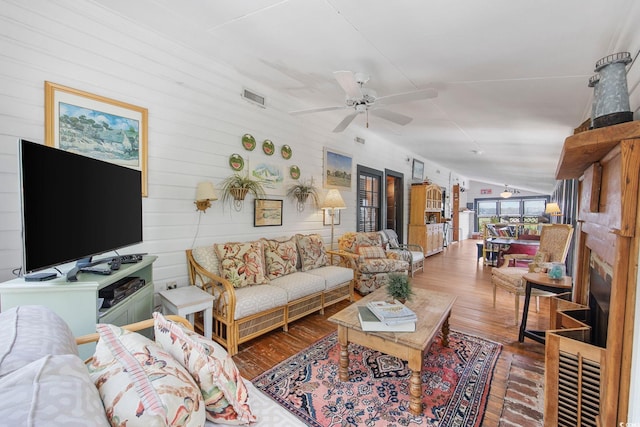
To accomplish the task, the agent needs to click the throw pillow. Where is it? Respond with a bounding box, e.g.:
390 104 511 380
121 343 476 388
0 354 110 427
153 313 256 425
296 234 328 271
357 245 387 259
214 241 269 288
528 251 550 273
262 237 298 279
88 324 205 427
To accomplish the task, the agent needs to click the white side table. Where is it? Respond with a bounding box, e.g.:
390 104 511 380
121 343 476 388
159 286 214 339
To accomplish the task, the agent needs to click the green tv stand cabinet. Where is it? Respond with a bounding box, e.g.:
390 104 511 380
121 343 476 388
0 255 156 359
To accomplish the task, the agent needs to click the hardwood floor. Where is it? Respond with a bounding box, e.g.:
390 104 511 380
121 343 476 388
232 239 548 425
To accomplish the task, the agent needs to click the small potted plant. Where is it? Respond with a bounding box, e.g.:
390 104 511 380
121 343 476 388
386 273 414 303
286 178 320 211
220 172 266 206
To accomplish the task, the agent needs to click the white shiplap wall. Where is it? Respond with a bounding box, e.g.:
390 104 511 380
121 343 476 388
0 0 466 292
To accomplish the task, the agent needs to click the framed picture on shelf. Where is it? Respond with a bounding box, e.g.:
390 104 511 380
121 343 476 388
412 159 424 181
44 81 149 196
254 199 283 227
323 209 341 226
324 147 352 190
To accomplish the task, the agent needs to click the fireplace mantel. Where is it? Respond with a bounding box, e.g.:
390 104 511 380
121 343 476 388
547 121 640 426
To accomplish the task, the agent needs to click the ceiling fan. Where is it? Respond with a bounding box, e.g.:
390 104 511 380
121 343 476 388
289 71 438 132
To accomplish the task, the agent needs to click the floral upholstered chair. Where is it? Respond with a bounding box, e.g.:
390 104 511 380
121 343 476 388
491 224 574 324
337 232 409 294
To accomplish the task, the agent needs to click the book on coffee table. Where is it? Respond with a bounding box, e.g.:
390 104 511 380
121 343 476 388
366 300 418 325
357 306 416 332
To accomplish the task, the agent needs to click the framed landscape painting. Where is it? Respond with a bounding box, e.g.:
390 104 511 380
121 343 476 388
44 81 149 196
254 199 283 227
412 159 424 181
324 147 352 190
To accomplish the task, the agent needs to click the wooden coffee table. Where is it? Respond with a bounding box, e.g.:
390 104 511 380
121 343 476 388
328 287 456 415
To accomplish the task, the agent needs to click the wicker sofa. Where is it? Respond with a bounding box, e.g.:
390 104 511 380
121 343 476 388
186 234 354 356
337 231 410 295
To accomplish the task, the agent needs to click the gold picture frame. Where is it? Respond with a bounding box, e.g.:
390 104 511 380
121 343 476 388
254 199 283 227
44 81 148 196
323 147 352 190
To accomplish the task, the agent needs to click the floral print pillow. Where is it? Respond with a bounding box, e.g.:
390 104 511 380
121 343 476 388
153 313 256 425
262 237 298 279
214 241 269 288
88 324 205 427
296 234 328 271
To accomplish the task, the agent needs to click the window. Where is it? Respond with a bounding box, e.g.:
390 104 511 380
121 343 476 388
357 165 383 232
475 197 548 232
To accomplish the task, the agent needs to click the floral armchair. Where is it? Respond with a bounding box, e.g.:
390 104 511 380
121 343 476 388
337 232 409 295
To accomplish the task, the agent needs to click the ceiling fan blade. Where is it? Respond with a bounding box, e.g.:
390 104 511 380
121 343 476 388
289 105 346 115
370 109 413 126
376 88 437 106
333 112 359 133
333 71 363 99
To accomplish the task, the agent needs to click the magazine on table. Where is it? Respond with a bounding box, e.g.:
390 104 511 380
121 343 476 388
357 306 416 332
366 300 417 325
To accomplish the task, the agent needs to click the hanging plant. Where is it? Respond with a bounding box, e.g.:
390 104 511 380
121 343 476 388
286 179 320 211
220 172 266 210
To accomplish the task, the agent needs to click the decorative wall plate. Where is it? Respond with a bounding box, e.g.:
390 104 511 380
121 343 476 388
289 165 301 180
229 153 244 171
281 144 292 159
262 139 275 155
242 134 256 151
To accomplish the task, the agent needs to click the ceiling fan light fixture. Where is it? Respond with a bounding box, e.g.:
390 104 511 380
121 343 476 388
295 70 437 132
500 190 513 198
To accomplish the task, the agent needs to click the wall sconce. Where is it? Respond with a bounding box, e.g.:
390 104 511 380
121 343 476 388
194 181 218 212
545 202 562 216
321 189 346 250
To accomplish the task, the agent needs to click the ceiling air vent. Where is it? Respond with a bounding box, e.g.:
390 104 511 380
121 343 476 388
354 136 365 144
242 88 266 108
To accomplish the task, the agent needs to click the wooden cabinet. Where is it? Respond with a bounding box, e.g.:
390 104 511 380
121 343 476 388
409 183 444 256
408 223 444 257
0 256 156 359
427 223 444 255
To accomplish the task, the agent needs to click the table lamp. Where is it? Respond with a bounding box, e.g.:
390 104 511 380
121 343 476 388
321 189 346 250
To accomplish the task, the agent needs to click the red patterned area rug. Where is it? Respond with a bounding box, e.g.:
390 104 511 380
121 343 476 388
252 330 502 426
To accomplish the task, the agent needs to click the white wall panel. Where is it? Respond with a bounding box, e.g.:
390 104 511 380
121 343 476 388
0 0 461 295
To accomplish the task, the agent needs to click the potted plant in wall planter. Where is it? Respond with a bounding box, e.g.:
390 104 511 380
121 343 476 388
220 172 266 210
386 273 414 304
286 178 320 211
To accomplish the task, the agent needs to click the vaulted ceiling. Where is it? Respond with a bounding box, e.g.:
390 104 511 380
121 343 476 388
94 0 639 194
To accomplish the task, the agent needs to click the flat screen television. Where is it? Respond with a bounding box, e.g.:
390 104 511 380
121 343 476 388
19 139 143 280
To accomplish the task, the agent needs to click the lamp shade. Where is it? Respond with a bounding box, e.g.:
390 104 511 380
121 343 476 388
321 189 346 210
545 202 561 216
500 190 512 199
196 181 218 201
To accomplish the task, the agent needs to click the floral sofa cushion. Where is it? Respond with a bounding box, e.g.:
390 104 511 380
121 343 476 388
215 241 270 288
88 324 205 427
153 313 255 425
262 237 298 279
296 234 328 271
359 258 409 274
